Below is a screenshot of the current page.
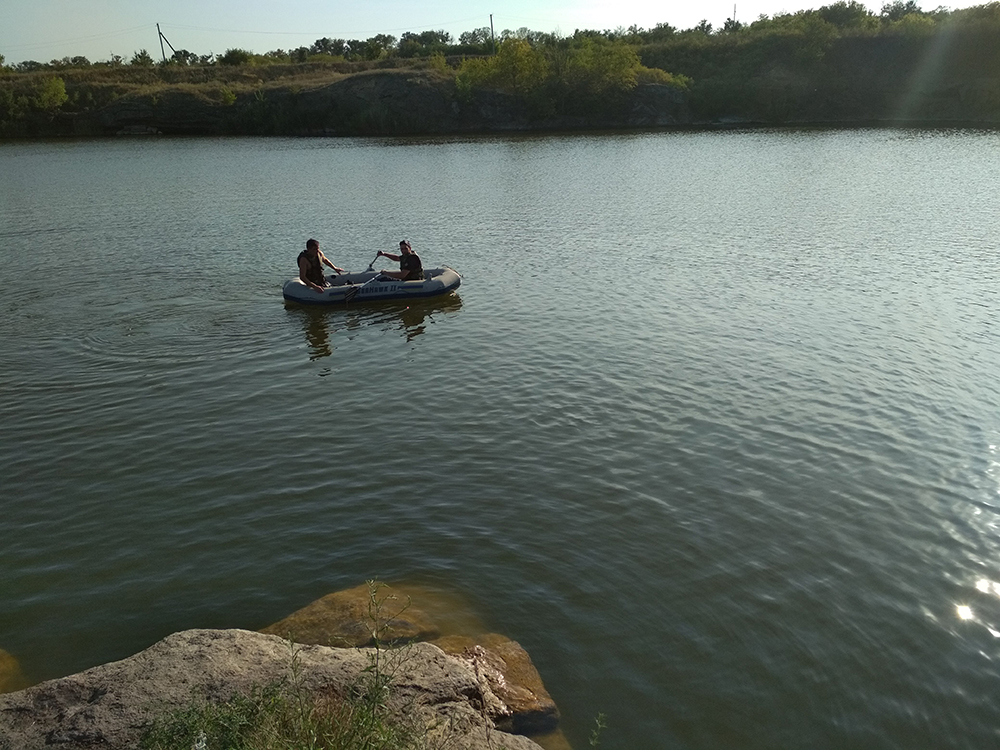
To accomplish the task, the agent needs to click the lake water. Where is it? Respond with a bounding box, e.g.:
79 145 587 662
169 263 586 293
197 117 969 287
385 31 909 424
2 129 1000 749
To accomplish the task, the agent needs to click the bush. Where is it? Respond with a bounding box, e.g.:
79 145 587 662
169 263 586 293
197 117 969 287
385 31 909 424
218 48 253 66
456 39 548 95
636 65 690 89
33 76 67 110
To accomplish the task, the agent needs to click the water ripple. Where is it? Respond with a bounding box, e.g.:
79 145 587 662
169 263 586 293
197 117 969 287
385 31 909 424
3 131 1000 749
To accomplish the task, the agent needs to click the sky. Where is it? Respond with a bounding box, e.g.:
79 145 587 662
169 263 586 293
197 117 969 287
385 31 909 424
0 0 987 64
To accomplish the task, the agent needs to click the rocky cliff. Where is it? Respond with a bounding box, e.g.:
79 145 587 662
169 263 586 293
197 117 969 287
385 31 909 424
54 69 690 137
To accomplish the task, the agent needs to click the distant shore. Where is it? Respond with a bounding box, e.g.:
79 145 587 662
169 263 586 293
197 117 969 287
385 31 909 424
2 64 998 141
5 4 1000 140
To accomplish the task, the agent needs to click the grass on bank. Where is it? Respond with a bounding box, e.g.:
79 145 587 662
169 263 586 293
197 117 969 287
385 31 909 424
140 680 422 750
140 581 429 750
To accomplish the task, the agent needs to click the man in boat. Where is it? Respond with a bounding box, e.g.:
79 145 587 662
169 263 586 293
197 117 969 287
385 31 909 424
298 238 344 293
376 240 424 281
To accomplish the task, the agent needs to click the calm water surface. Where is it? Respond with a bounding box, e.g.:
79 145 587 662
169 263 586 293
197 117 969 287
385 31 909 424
2 129 1000 749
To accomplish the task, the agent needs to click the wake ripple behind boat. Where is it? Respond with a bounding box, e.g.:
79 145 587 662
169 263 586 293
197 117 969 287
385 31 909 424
283 267 461 305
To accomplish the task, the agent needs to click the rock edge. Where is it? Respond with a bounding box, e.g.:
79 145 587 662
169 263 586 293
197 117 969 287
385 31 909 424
0 628 544 750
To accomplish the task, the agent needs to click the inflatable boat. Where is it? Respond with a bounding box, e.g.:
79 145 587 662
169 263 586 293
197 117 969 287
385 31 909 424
283 267 462 305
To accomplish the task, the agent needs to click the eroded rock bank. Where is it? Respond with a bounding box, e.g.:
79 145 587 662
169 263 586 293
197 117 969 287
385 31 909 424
52 68 689 137
0 582 569 750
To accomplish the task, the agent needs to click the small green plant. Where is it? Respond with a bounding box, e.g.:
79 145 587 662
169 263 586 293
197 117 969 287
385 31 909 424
218 85 236 105
589 712 607 747
357 579 412 709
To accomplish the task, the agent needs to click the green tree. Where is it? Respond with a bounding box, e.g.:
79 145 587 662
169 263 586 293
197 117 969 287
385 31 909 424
493 38 549 93
455 38 548 97
648 22 677 42
50 55 91 69
130 49 154 66
397 30 451 57
884 11 937 34
0 87 28 126
341 39 362 59
565 39 641 97
218 48 253 65
881 0 921 22
310 37 347 57
459 27 492 46
819 1 876 28
33 77 67 110
170 49 198 65
361 34 395 60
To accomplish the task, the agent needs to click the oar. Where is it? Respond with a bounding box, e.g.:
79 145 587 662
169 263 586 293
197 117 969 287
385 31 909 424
344 269 385 303
365 253 381 272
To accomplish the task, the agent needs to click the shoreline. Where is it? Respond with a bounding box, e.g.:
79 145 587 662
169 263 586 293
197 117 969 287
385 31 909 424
0 582 566 750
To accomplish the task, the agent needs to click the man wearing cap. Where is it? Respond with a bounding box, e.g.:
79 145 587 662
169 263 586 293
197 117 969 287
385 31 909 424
377 240 424 281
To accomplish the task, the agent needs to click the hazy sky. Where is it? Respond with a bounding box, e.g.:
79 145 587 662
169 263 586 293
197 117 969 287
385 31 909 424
0 0 985 64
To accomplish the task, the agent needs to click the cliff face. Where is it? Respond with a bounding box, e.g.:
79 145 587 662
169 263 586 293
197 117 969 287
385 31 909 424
14 60 996 139
56 69 691 137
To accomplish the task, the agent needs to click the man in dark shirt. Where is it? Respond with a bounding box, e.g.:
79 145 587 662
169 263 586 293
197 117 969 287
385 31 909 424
297 238 344 292
377 240 424 281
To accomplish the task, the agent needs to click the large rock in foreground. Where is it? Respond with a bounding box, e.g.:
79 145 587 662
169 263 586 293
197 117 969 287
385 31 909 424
0 629 543 750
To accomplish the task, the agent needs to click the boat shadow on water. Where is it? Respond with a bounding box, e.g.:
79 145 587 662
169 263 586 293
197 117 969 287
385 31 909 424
287 293 463 358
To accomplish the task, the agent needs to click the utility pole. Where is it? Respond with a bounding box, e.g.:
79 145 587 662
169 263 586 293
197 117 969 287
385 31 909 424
490 14 496 56
156 24 178 63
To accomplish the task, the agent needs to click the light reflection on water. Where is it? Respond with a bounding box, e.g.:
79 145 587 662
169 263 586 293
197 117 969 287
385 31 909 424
2 130 1000 749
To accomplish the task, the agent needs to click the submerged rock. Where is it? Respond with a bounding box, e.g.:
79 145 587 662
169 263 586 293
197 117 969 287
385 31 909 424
260 582 441 647
0 629 543 750
0 650 28 695
260 583 564 740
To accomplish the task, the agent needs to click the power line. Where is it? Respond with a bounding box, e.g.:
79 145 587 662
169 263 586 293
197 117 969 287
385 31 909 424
160 14 487 39
0 23 154 53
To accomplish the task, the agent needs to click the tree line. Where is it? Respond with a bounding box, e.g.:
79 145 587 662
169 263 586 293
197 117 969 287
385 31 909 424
2 1 993 72
3 1 1000 134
